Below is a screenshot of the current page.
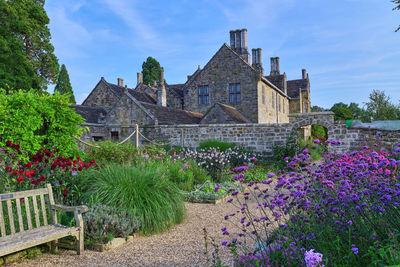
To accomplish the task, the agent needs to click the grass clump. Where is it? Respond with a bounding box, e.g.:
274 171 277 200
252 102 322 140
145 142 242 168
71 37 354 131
79 163 186 235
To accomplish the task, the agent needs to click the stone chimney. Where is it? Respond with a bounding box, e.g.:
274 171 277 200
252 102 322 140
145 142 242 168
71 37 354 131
270 57 280 76
137 72 143 85
283 72 287 94
117 78 124 87
302 69 307 79
157 68 167 107
251 48 264 75
229 29 250 63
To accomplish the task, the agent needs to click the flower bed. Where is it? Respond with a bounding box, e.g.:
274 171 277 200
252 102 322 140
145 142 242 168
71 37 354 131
184 181 243 204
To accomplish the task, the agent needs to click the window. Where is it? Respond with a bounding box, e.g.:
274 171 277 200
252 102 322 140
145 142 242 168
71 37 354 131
262 85 265 104
229 83 241 104
198 85 209 104
92 136 103 142
111 131 119 141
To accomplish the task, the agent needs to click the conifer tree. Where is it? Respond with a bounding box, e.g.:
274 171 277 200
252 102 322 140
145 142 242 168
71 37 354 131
142 57 162 86
54 64 75 104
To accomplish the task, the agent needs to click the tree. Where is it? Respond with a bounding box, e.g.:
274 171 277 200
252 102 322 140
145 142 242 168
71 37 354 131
363 89 400 121
348 102 365 120
0 0 59 91
393 0 400 32
54 64 75 104
0 89 85 157
142 57 162 86
311 105 326 112
330 102 354 121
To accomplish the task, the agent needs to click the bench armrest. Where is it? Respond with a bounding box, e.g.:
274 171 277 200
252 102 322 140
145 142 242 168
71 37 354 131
51 204 88 213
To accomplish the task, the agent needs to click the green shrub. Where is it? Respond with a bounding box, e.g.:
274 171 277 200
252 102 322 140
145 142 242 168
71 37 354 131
184 181 242 202
163 159 210 191
79 163 186 235
83 205 141 245
198 139 235 152
243 165 274 183
272 131 300 168
0 89 85 158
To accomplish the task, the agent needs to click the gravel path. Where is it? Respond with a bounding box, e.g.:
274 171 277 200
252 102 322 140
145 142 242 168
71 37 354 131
7 195 264 267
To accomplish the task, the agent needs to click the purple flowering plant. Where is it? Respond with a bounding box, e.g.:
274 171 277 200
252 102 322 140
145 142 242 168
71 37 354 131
211 142 400 266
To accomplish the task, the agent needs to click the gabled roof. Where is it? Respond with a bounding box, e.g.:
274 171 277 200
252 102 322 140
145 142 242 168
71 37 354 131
200 103 251 124
139 102 203 125
70 105 107 124
127 89 157 104
264 74 285 90
135 83 157 94
287 79 309 99
166 83 185 98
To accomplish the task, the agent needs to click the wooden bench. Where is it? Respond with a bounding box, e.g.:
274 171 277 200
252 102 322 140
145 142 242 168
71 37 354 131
0 184 88 257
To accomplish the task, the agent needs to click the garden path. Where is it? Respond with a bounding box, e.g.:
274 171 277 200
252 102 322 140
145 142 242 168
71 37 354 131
7 195 264 267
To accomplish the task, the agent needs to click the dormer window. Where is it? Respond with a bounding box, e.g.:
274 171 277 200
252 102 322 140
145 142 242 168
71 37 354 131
198 85 209 104
229 83 241 104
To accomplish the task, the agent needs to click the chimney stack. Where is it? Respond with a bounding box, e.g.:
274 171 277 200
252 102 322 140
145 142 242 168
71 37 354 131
252 48 264 75
302 69 307 79
157 68 167 107
229 29 250 63
137 72 143 85
270 57 280 76
117 78 124 87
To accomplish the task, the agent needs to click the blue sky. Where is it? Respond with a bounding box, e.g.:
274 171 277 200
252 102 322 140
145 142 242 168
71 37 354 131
44 0 400 109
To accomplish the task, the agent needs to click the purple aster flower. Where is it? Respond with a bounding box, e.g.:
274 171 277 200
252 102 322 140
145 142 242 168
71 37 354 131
267 173 275 178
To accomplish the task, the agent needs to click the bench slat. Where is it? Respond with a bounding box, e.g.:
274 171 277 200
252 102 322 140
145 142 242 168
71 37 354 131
24 197 32 230
15 199 24 233
46 184 57 224
32 196 40 228
40 194 47 226
6 200 15 235
0 188 48 201
0 202 5 237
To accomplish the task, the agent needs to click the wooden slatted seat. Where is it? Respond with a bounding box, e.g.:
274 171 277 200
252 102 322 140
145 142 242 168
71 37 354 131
0 184 88 257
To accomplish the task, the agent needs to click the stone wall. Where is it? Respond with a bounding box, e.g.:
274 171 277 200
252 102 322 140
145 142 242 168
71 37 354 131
83 79 119 112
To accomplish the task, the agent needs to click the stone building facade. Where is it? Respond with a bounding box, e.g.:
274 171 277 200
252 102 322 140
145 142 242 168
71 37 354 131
73 29 312 142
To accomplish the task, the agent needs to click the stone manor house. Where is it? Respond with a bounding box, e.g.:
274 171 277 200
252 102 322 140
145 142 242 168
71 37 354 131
73 29 311 141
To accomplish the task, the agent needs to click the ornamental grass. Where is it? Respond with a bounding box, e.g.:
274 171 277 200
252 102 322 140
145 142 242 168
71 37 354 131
79 162 186 235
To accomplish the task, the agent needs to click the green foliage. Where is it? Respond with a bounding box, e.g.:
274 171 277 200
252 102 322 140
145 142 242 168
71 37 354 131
330 102 354 121
348 102 364 120
272 131 300 168
243 165 274 183
54 64 75 104
311 105 326 112
79 163 186 235
198 139 235 152
83 205 141 244
0 0 59 91
0 89 85 157
184 181 242 202
311 125 327 140
142 57 162 86
163 159 210 191
364 89 400 122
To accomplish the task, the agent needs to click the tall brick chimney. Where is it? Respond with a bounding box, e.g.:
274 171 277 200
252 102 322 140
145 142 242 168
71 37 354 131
302 69 307 79
117 78 124 87
252 48 264 75
157 68 167 107
137 72 143 85
270 57 280 76
229 29 250 63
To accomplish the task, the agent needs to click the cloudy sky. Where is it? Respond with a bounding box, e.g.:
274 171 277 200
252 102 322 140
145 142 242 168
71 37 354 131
44 0 400 109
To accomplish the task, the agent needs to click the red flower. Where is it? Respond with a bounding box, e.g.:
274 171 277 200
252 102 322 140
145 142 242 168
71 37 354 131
59 180 63 185
25 170 30 176
6 167 12 173
6 141 12 147
14 144 20 150
30 169 35 175
19 169 24 175
63 189 68 197
17 177 24 182
39 175 45 181
13 170 18 176
78 166 83 171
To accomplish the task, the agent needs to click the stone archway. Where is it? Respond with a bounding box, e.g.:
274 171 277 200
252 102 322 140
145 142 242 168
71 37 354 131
288 112 335 138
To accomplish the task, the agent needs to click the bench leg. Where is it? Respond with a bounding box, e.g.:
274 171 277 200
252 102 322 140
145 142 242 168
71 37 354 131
77 231 84 255
50 240 58 253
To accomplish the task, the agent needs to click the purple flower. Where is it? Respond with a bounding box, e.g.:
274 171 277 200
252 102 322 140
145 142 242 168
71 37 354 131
351 246 358 255
267 173 275 178
214 184 221 193
304 249 324 267
313 139 321 144
232 191 239 196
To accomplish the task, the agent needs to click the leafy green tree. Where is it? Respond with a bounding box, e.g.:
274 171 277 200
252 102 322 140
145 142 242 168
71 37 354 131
348 102 365 120
0 0 59 91
54 64 75 104
0 89 85 157
311 105 326 112
393 0 400 32
363 89 400 121
142 57 162 86
330 102 354 121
